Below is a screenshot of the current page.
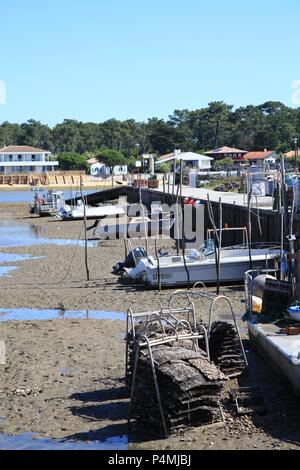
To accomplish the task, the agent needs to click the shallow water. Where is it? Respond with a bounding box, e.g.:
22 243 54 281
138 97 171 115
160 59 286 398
0 253 40 263
0 266 17 277
0 222 99 248
0 190 95 204
0 251 40 277
0 308 125 322
0 432 128 450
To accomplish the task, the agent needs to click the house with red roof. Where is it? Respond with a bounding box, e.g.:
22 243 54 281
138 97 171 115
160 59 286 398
243 150 278 164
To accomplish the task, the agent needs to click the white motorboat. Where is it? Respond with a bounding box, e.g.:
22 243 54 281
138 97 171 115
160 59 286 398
123 240 281 287
58 200 126 220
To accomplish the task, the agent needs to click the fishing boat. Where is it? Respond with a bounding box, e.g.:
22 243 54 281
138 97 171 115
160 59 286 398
118 228 281 287
29 189 65 216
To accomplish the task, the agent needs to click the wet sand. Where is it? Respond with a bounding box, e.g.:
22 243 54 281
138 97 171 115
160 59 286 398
0 203 299 450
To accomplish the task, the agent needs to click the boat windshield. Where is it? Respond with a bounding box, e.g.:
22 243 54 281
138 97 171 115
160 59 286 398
201 239 215 255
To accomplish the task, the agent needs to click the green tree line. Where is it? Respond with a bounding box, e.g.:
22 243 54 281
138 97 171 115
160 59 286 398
0 101 299 160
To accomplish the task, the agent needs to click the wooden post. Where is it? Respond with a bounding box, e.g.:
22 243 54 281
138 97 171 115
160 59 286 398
172 161 176 203
155 240 161 292
289 183 296 296
80 176 90 281
179 159 183 200
139 178 148 254
207 195 221 295
182 235 190 290
217 197 222 296
247 172 253 270
280 155 288 241
289 253 300 302
175 181 180 255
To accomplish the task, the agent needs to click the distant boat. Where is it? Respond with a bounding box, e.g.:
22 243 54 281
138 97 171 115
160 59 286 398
29 189 65 217
58 200 126 221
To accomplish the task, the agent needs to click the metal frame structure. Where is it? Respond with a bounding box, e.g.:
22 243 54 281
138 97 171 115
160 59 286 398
206 226 249 249
125 296 210 380
168 283 248 367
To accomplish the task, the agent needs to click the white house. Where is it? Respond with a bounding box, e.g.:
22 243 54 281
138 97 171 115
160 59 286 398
156 151 213 170
90 162 128 177
243 150 278 165
0 145 58 174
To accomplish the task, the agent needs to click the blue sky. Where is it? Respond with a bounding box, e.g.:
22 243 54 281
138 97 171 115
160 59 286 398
1 0 300 125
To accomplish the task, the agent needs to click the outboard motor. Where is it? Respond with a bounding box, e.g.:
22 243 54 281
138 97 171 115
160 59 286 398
112 247 148 275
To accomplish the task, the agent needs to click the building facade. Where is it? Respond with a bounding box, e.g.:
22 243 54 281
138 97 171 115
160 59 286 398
90 162 128 176
204 146 247 161
157 151 213 170
0 146 58 174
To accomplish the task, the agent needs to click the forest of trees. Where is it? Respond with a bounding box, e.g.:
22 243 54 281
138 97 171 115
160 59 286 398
0 101 299 162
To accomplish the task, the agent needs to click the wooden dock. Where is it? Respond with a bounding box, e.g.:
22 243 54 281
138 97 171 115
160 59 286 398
66 184 300 246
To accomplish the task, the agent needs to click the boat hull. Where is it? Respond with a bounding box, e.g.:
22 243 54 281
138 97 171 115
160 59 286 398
129 250 280 287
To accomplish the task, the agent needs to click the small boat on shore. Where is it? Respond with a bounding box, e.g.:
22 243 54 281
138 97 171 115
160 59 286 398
125 245 281 287
29 189 65 217
115 233 281 287
57 200 126 220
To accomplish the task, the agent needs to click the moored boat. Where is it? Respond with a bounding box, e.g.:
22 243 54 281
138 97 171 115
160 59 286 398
29 189 65 216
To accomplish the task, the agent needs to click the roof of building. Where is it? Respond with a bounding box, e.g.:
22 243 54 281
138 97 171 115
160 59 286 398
157 152 174 162
244 151 276 160
284 150 300 158
205 146 247 155
87 157 98 165
0 145 50 154
157 151 213 163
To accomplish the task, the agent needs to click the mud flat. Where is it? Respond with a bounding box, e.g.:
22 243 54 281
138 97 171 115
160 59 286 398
0 203 299 450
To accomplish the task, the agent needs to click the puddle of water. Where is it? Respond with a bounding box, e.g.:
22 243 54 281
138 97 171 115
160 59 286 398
0 222 99 248
0 238 100 248
0 251 43 277
0 432 128 450
0 266 17 277
0 308 125 322
0 253 40 263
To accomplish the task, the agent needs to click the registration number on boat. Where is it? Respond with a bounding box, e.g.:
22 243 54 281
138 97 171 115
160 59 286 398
153 273 173 280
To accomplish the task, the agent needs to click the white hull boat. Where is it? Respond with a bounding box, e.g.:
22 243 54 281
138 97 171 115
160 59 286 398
58 202 126 220
124 247 281 287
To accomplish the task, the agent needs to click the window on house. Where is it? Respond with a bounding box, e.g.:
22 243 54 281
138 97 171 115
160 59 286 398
9 155 12 161
18 155 22 161
32 155 36 161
